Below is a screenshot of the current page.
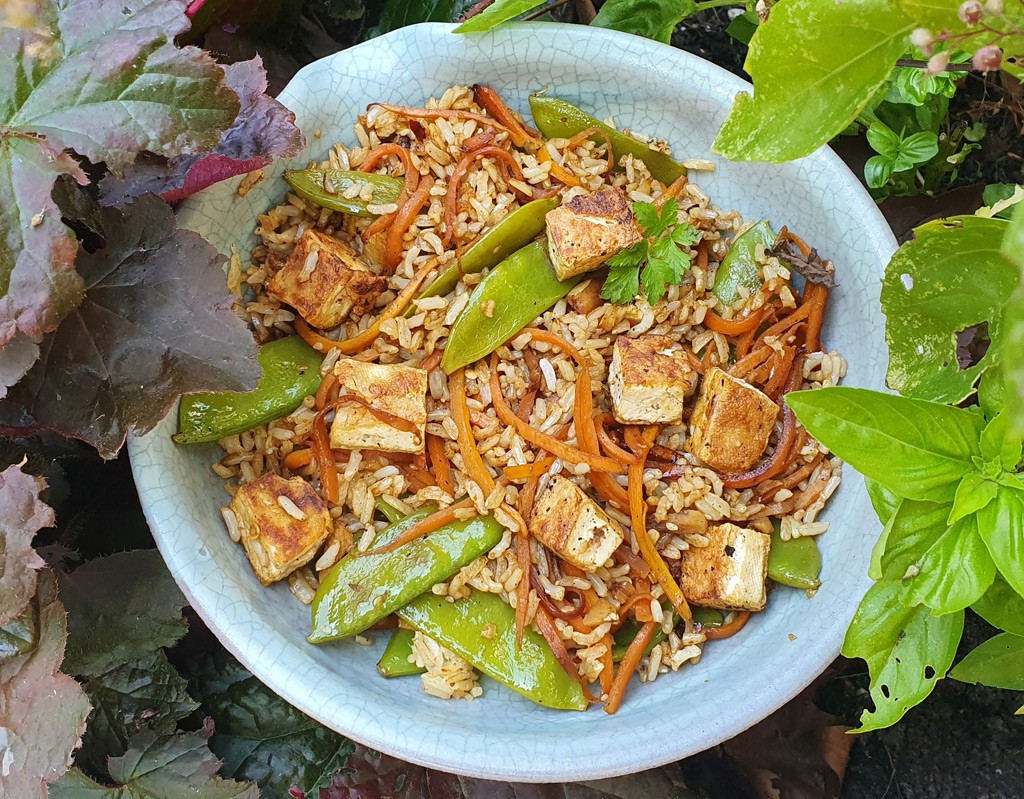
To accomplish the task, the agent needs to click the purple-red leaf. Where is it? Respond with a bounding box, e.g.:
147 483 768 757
8 193 260 458
101 56 304 206
0 463 52 625
0 570 92 799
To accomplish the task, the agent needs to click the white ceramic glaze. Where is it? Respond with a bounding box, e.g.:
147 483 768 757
128 22 896 782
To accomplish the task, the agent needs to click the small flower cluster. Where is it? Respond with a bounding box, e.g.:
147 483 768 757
910 0 1011 74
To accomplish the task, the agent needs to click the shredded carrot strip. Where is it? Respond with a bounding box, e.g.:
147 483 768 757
730 345 774 380
704 611 752 640
312 407 338 503
471 85 541 148
566 126 614 173
803 282 829 351
605 620 656 714
533 605 583 688
627 426 692 623
599 632 614 697
449 368 497 495
617 592 657 624
384 178 433 269
780 226 813 257
405 466 436 491
757 303 812 346
504 457 556 481
488 353 624 474
654 174 689 209
593 413 638 466
364 499 474 556
703 305 769 336
536 147 583 188
756 451 826 503
359 143 419 244
764 346 799 399
371 103 520 139
444 145 526 246
294 257 439 356
283 448 314 470
426 434 454 496
314 372 338 410
520 327 588 366
515 474 540 648
334 394 421 436
419 349 443 373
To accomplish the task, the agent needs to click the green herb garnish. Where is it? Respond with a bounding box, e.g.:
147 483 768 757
601 198 702 306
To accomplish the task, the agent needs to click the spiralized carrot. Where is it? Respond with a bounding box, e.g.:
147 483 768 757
283 448 314 470
533 605 585 693
426 434 454 496
567 126 614 174
654 174 689 209
617 591 657 624
370 102 522 140
359 143 419 244
599 632 614 697
488 353 625 474
314 372 338 410
449 368 497 495
471 85 541 148
536 147 583 188
763 345 799 399
755 451 825 503
803 282 829 351
704 611 751 640
384 178 433 269
515 473 541 647
294 256 439 356
405 466 436 491
593 413 638 466
312 406 338 504
520 327 588 365
730 345 774 380
757 302 812 346
627 426 692 623
605 620 656 714
504 457 556 481
703 305 770 336
444 144 527 245
364 499 474 556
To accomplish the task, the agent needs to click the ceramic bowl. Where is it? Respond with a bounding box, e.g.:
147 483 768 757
128 21 895 781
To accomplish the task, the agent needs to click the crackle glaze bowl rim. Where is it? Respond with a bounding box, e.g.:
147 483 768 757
129 21 896 782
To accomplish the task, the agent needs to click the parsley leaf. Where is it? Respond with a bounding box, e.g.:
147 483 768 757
600 199 701 305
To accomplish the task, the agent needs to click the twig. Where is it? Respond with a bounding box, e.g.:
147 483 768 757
458 0 496 22
521 0 575 21
895 58 979 73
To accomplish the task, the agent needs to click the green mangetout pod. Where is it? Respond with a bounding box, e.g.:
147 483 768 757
441 240 582 374
768 521 822 590
409 195 559 316
397 590 588 711
529 94 686 185
711 220 776 306
377 629 424 678
283 169 403 217
308 509 503 642
174 337 323 445
611 618 667 663
691 607 726 628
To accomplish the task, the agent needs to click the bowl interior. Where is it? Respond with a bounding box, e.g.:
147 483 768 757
129 22 895 781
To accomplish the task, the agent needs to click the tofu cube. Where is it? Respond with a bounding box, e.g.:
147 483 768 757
609 334 698 425
268 229 386 329
329 358 427 453
686 367 779 472
529 476 625 572
677 523 770 612
545 187 643 281
230 473 332 585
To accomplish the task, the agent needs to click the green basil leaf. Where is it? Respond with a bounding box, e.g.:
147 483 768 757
370 0 465 36
1001 203 1024 439
978 485 1024 597
866 124 901 158
980 411 1023 470
948 632 1024 690
881 215 1018 404
842 579 963 732
452 0 546 32
591 0 697 43
878 498 951 580
726 9 759 44
894 131 939 169
948 473 999 525
905 513 996 615
971 577 1024 637
979 365 1007 420
713 0 912 162
867 480 902 580
864 155 894 189
786 387 985 502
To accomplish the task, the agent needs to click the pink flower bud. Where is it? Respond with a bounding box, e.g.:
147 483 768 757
926 51 951 75
910 27 933 49
972 44 1003 71
959 0 983 24
984 0 1003 12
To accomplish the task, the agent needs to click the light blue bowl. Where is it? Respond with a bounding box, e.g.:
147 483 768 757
129 22 895 781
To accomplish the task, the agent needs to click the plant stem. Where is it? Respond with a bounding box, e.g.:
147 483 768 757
895 58 979 73
522 0 575 21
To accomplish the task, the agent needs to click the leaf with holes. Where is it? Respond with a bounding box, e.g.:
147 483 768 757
0 462 51 624
8 192 260 457
881 215 1019 404
949 633 1024 690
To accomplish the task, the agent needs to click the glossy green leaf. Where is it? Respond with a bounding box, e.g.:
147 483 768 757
980 411 1023 470
895 131 939 169
842 579 963 732
978 485 1024 598
371 0 469 35
726 9 759 44
1002 203 1024 438
786 387 985 502
187 650 353 797
867 479 902 580
864 155 894 189
591 0 697 43
453 0 546 32
877 497 949 580
882 216 1018 404
904 513 996 615
948 633 1024 690
713 0 912 162
971 577 1024 637
866 124 901 158
948 472 999 525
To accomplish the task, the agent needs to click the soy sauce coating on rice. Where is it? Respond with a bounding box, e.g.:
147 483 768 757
203 85 846 710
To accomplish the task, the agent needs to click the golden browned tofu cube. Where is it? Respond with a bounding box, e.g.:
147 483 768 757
545 187 643 281
230 473 332 585
609 334 698 425
268 229 386 329
678 523 770 611
686 367 779 472
530 476 625 572
329 358 427 453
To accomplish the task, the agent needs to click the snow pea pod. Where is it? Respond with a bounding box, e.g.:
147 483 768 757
397 590 588 710
611 619 667 662
768 521 822 590
174 336 322 445
408 195 560 316
441 240 583 374
528 94 686 185
308 508 503 642
711 220 776 306
377 629 423 678
283 169 403 217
